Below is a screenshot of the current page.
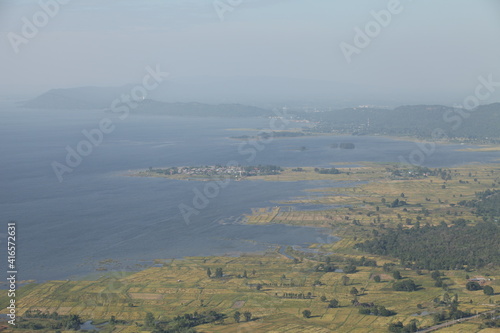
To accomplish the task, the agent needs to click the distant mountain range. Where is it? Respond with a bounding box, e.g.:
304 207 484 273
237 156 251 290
24 86 500 142
23 86 274 117
23 86 133 110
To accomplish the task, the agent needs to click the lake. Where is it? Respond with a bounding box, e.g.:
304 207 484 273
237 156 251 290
1 105 498 281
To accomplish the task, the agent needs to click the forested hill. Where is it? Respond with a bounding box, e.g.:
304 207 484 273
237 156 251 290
301 103 500 142
356 221 500 270
357 188 500 270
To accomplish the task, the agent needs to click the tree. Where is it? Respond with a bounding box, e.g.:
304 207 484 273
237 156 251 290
359 308 371 315
343 264 357 274
341 275 350 286
350 287 359 296
233 311 241 323
302 310 311 318
376 305 395 317
65 314 83 330
243 311 252 322
373 275 381 283
484 285 494 295
110 316 116 325
405 320 418 332
215 267 223 278
392 270 402 280
144 312 155 328
207 268 212 278
320 295 327 302
328 299 339 308
242 270 247 278
466 281 481 291
388 321 404 332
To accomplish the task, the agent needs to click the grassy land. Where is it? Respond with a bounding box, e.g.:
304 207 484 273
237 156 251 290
2 163 500 332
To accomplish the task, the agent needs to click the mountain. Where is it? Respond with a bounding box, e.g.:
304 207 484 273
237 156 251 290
23 86 274 117
300 103 500 141
23 86 134 110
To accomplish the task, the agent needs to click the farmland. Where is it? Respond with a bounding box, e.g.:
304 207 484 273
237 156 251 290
2 162 500 332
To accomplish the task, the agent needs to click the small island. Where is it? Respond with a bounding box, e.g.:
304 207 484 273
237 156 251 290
133 165 347 182
230 130 309 140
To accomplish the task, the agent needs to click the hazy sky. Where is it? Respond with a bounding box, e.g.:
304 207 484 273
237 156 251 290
1 0 500 104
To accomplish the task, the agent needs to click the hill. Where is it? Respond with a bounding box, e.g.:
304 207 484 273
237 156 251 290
300 103 500 142
23 87 274 117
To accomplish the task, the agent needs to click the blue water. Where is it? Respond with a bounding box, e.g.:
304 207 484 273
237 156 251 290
1 105 498 281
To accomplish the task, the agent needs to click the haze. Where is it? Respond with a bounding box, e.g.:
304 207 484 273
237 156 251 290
1 0 500 107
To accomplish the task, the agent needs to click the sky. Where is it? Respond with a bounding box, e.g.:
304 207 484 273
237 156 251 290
1 0 500 105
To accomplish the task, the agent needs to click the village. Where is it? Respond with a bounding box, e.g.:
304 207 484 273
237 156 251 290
148 164 283 178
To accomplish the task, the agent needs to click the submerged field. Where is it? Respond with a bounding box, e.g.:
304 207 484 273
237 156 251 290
2 162 500 332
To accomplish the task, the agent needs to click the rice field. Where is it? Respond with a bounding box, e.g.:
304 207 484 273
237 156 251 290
2 163 500 332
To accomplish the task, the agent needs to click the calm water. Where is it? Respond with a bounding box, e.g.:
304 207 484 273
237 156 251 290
1 105 499 281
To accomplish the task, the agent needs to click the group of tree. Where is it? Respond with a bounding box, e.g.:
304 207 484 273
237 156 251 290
207 267 224 278
433 292 458 306
466 281 495 295
314 167 341 174
432 303 473 325
146 310 226 333
390 198 407 208
242 164 283 176
233 311 252 323
280 292 313 299
458 189 500 218
388 166 452 181
17 311 83 331
480 312 500 329
312 256 375 273
356 220 500 270
388 320 419 332
343 264 357 274
314 263 338 272
431 270 447 288
329 255 375 267
358 304 396 316
392 279 418 292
